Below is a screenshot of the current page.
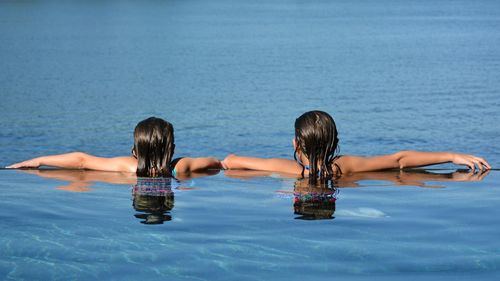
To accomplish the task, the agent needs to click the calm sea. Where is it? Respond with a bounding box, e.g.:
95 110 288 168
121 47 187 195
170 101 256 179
1 0 499 280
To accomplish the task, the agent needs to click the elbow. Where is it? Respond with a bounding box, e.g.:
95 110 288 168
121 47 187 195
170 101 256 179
71 152 87 169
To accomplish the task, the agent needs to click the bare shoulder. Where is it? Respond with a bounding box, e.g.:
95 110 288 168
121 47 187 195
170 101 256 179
269 158 303 175
173 157 191 173
332 155 363 174
109 156 137 173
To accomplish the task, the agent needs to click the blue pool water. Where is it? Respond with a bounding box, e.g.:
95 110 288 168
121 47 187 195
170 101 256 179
1 169 500 280
1 0 500 280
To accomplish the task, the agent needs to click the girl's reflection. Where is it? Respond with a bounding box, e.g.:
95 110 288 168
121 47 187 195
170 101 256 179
17 169 219 224
292 180 338 220
16 168 490 222
224 168 490 220
132 178 176 224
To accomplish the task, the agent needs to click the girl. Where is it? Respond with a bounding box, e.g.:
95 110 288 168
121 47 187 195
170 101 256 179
7 117 222 177
222 110 490 183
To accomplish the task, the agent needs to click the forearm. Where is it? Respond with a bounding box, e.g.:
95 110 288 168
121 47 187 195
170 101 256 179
6 152 89 169
223 155 269 170
397 151 453 169
37 152 88 169
399 151 490 171
340 151 489 173
223 155 301 174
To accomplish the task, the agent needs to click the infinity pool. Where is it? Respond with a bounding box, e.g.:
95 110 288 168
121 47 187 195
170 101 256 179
1 0 500 280
1 169 499 280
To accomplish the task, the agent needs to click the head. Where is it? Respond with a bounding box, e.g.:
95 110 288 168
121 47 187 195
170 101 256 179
133 117 175 177
294 110 339 184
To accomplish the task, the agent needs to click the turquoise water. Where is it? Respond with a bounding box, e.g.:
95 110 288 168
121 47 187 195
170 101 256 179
1 0 500 279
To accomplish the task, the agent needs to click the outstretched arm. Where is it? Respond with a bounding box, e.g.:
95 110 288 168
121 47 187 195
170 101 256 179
222 154 303 175
6 152 137 173
337 151 490 174
175 157 223 174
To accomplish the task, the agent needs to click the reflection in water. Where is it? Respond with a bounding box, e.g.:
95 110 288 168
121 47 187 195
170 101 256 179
15 168 491 223
132 178 176 224
16 169 222 225
293 180 338 220
224 168 491 221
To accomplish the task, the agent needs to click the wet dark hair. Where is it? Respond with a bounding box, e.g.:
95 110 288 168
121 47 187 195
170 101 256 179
132 117 175 177
294 110 339 184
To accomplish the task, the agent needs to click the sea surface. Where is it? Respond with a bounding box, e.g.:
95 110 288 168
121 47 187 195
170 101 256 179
1 0 499 280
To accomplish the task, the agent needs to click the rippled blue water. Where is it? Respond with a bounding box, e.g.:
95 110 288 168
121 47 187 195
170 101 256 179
1 0 500 280
1 170 500 280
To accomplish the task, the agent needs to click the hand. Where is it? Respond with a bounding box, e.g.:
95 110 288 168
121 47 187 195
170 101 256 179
6 158 41 169
451 153 490 172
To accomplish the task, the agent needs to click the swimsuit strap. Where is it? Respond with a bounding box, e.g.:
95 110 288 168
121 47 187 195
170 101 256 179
304 165 322 177
332 155 343 176
170 157 183 178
